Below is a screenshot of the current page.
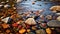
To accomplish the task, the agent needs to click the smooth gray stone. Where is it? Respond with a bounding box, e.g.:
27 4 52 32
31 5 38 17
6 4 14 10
47 20 60 27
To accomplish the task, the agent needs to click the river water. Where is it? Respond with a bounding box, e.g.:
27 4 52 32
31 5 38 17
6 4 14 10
17 0 60 15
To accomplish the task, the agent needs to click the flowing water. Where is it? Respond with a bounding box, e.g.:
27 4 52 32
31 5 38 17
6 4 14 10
17 0 60 15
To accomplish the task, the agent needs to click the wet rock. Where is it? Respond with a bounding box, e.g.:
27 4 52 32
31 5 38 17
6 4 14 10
25 18 36 25
45 15 52 20
36 29 46 34
57 16 60 21
27 32 35 34
40 23 47 28
32 2 35 4
4 4 10 8
46 28 52 34
47 20 60 27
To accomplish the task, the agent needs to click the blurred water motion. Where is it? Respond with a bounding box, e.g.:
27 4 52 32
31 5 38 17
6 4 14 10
17 0 60 15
